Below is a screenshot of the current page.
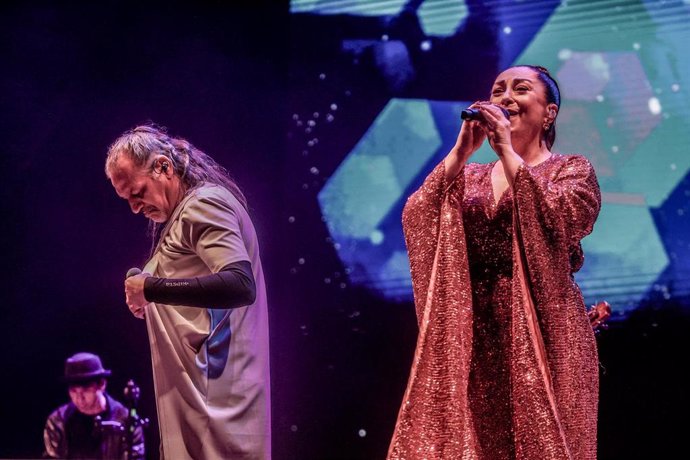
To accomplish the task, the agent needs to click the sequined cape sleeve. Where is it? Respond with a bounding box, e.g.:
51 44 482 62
389 161 480 459
509 154 601 460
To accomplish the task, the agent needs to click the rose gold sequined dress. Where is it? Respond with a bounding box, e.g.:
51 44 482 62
389 154 601 460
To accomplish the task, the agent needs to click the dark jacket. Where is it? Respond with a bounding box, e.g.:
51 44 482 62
43 393 145 459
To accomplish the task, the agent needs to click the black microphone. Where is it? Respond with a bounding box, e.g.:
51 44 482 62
461 106 510 121
126 267 142 279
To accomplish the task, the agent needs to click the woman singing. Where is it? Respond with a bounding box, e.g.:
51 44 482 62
389 65 601 460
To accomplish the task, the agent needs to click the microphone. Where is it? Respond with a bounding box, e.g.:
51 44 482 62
124 267 147 319
126 267 142 279
461 106 510 121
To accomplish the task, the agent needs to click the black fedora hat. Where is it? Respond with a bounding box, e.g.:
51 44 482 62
63 352 112 384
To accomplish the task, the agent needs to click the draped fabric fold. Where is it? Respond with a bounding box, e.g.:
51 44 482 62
389 154 600 460
388 162 479 459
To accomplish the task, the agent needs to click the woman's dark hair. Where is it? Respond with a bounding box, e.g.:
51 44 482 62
518 65 561 150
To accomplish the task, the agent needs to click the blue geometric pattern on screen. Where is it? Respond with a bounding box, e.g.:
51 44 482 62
314 0 690 311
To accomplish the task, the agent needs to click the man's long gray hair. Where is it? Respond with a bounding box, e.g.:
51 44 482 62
105 124 248 250
105 123 248 210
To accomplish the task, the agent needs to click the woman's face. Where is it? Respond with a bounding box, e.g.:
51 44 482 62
489 66 556 143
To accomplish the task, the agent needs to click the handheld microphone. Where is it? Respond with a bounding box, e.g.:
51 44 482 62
461 106 510 121
124 267 147 319
126 267 142 279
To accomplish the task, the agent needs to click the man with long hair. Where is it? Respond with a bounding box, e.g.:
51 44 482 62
106 124 271 459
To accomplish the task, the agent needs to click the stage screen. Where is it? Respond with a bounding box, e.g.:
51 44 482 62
288 0 690 316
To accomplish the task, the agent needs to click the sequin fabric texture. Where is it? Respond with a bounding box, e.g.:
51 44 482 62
388 154 601 460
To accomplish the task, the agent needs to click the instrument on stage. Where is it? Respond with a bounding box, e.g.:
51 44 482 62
123 379 149 459
95 379 149 460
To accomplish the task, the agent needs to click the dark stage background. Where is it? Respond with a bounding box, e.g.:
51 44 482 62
2 1 689 459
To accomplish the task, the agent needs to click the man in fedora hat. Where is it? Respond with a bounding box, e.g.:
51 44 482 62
43 352 145 459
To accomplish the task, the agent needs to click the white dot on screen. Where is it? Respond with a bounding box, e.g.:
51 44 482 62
503 26 512 34
558 49 573 60
358 429 367 437
648 97 661 115
369 230 384 245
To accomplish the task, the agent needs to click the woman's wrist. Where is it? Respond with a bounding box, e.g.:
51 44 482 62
452 145 474 163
